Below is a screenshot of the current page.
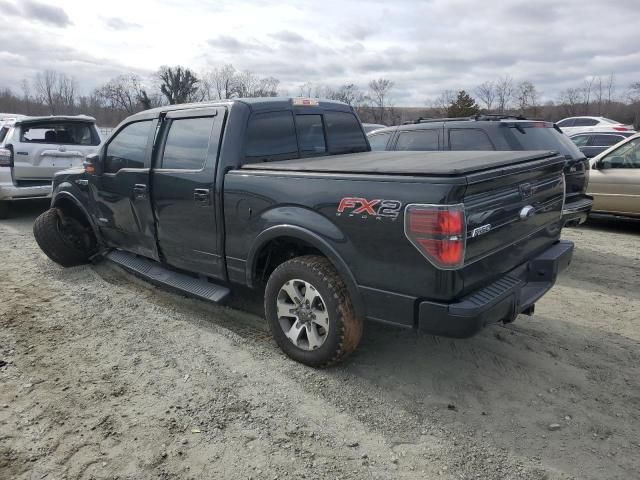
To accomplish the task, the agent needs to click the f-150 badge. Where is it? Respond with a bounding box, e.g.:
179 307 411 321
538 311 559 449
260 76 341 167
337 197 402 220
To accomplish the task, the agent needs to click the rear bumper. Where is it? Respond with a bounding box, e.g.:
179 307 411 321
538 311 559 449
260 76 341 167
562 194 592 226
0 169 52 201
417 240 574 338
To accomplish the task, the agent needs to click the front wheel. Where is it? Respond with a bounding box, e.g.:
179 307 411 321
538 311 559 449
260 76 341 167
33 208 96 267
264 255 363 367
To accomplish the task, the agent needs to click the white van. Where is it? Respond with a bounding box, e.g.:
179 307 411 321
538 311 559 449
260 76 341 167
0 115 101 218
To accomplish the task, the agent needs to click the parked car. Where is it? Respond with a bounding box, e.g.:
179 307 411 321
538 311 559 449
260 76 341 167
0 113 25 126
588 132 640 218
0 115 101 219
362 123 386 133
32 98 573 367
556 116 634 136
367 115 592 226
569 131 634 158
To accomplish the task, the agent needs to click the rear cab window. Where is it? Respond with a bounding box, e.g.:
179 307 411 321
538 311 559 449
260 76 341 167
244 109 368 163
19 121 100 146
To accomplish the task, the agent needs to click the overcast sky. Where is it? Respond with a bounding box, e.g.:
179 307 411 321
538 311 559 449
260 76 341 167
0 0 638 106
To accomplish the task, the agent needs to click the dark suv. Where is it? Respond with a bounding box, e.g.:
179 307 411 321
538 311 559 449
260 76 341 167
368 116 592 226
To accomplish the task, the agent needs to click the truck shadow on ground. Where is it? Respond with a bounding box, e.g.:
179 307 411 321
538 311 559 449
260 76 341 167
578 214 640 234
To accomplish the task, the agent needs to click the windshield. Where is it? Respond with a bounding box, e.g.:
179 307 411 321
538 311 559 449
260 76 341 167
506 125 584 159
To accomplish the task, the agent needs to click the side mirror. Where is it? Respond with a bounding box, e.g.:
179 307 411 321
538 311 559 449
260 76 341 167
84 152 102 175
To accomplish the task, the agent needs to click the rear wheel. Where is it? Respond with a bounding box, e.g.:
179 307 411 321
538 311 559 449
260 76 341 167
264 255 363 367
0 201 9 219
33 208 96 267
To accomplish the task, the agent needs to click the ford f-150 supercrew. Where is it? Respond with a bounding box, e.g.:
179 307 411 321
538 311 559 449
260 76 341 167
33 98 573 367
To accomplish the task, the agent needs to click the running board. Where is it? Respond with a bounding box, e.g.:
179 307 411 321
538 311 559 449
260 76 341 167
106 250 231 304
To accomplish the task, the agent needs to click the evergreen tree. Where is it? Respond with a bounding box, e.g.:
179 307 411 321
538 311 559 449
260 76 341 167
447 90 480 117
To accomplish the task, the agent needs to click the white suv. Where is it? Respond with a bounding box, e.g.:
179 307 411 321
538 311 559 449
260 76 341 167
557 116 635 136
0 115 101 219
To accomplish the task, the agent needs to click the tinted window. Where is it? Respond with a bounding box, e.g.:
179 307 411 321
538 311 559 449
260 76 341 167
449 129 494 151
0 127 8 143
368 132 392 151
591 134 623 147
20 122 98 145
295 114 326 157
105 121 152 173
557 119 573 127
396 130 439 151
324 112 368 154
161 117 214 170
573 118 598 127
245 111 297 162
571 134 591 147
506 125 583 158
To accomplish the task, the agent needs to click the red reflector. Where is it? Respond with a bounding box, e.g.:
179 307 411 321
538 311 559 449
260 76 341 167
613 126 628 131
405 204 466 269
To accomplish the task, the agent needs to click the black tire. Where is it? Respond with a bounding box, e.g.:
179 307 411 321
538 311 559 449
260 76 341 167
0 201 9 220
33 208 95 267
264 255 363 367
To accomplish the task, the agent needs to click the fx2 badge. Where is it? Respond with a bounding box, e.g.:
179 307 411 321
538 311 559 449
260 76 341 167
337 197 402 220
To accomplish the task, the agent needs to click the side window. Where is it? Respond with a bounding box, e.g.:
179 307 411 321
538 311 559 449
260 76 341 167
591 135 623 147
324 112 368 154
245 111 297 162
601 138 640 169
557 119 573 127
0 126 8 143
368 132 392 151
449 129 494 151
571 135 590 147
295 114 326 157
396 130 439 151
573 118 598 127
161 117 215 170
104 120 152 173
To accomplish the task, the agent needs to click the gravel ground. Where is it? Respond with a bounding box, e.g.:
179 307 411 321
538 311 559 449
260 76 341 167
1 201 639 480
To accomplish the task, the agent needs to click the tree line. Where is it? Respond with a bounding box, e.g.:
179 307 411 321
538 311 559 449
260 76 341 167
1 66 640 128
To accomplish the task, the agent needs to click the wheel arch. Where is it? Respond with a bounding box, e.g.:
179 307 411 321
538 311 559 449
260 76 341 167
51 191 99 240
246 225 364 319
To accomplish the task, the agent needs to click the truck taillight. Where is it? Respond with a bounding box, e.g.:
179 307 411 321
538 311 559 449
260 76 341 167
0 147 12 167
404 204 466 269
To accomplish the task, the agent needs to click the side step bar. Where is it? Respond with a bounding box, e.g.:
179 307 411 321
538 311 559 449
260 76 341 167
106 250 231 304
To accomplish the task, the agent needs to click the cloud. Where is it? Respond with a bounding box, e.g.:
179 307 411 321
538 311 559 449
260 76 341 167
269 30 305 43
22 0 72 27
103 17 142 31
207 35 271 53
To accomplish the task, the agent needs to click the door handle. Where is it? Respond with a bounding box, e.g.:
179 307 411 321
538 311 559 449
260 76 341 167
193 188 210 205
133 184 148 199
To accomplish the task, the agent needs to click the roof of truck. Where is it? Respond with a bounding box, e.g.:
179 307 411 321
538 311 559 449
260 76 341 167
128 97 352 120
241 150 562 177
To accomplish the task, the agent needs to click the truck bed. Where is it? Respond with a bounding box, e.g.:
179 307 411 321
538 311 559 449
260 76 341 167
241 150 560 176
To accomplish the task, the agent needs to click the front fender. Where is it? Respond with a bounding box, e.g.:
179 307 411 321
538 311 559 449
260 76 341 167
51 186 100 240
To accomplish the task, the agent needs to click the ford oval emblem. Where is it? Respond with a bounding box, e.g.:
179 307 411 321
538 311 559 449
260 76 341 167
519 205 536 220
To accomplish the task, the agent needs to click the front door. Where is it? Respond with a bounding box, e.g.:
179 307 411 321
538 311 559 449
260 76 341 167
90 119 159 259
151 107 225 278
589 137 640 216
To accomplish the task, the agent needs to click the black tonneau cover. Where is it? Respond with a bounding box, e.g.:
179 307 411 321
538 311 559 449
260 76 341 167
241 150 559 176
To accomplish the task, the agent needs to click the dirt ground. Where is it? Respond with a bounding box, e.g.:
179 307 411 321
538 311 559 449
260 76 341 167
1 201 639 480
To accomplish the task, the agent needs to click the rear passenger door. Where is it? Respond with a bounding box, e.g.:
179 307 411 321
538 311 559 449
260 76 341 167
151 107 225 278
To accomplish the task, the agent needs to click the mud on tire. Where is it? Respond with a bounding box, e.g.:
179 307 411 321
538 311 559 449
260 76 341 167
264 255 363 368
33 208 96 267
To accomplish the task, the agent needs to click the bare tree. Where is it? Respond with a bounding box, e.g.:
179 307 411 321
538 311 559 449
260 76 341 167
97 74 146 113
516 81 539 116
367 78 394 124
253 76 280 97
325 84 364 106
606 73 616 106
475 81 496 111
157 66 201 105
235 70 260 98
33 70 77 114
582 76 596 114
495 75 514 113
204 64 238 100
558 88 582 116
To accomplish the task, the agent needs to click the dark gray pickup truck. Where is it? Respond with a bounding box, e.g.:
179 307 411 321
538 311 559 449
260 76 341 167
33 98 573 367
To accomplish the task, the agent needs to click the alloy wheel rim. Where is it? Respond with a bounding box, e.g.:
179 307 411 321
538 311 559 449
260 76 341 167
276 278 329 351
